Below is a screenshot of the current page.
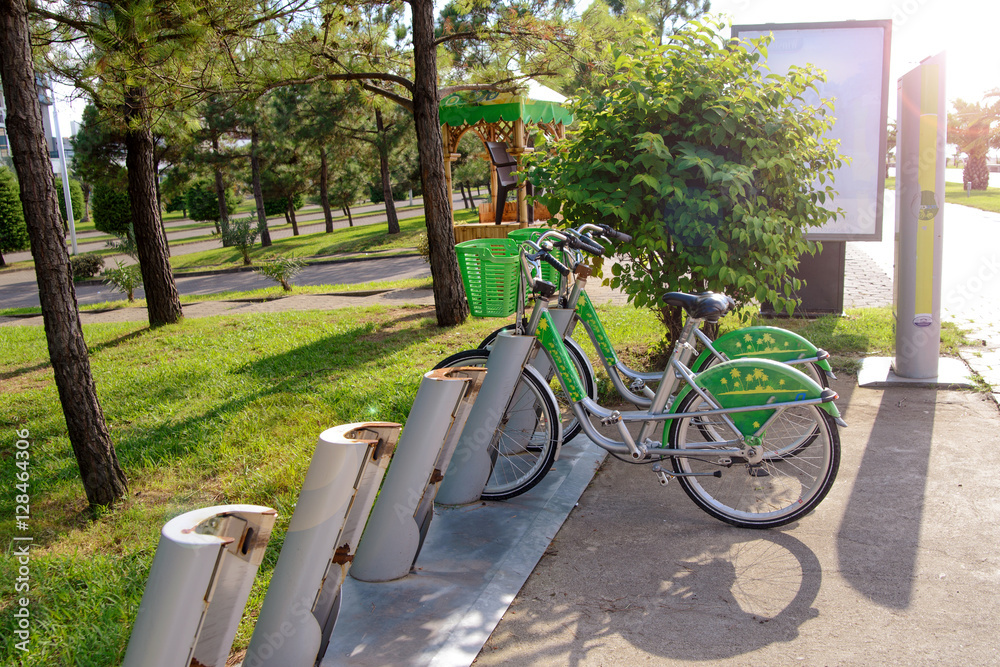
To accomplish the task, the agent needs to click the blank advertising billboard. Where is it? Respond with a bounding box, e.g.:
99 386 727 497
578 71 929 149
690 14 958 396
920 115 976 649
733 21 892 241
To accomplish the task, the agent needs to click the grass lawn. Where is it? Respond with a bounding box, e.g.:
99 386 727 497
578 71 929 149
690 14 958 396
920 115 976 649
0 299 972 665
885 176 1000 214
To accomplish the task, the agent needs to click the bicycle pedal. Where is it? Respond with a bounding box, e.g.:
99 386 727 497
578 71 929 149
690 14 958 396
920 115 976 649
651 463 672 486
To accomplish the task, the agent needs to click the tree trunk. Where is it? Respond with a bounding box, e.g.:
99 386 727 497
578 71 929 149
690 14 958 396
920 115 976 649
153 164 170 256
288 198 299 236
344 203 354 227
250 126 271 247
0 252 6 266
376 109 400 234
123 86 182 327
964 153 989 190
81 182 91 221
411 0 468 326
319 146 334 233
213 135 231 247
0 0 128 507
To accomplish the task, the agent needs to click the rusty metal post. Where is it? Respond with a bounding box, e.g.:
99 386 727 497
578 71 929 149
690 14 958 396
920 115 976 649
435 331 536 505
122 505 277 667
351 367 487 582
243 423 400 667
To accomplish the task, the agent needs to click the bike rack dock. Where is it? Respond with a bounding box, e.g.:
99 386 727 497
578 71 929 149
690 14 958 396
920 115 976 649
322 433 605 666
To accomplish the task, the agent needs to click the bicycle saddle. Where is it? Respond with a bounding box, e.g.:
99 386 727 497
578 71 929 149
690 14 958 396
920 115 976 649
663 292 735 321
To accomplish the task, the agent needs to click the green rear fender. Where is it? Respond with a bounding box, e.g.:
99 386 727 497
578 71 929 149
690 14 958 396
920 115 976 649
693 326 830 373
665 358 841 441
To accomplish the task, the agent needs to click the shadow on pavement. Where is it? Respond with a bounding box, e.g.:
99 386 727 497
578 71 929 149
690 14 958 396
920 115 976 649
837 386 935 609
475 458 826 665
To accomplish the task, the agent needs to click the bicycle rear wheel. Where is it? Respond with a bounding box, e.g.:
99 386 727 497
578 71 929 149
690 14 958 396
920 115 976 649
694 354 827 456
667 392 840 529
433 350 560 500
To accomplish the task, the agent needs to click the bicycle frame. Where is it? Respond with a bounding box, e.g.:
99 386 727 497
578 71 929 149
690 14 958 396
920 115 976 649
517 239 843 463
539 226 835 410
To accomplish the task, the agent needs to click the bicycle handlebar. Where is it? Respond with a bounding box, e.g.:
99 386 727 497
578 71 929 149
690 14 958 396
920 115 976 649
563 233 604 257
597 224 632 243
526 250 570 276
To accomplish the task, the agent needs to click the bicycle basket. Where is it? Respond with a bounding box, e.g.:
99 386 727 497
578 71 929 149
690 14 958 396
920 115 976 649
456 239 520 317
507 228 565 285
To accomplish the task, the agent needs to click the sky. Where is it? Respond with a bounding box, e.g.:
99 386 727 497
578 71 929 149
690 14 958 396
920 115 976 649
48 0 999 135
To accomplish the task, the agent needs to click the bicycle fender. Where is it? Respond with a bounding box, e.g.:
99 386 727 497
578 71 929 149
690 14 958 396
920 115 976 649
693 326 831 373
665 358 841 441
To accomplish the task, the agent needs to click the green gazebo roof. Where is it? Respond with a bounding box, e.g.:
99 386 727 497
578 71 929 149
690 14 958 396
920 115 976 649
438 85 573 127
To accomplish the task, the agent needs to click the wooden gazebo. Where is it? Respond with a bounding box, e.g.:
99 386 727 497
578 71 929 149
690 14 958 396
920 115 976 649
439 82 572 240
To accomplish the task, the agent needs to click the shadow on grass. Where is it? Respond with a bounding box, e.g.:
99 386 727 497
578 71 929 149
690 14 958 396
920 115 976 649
109 309 444 474
0 360 50 383
88 328 149 356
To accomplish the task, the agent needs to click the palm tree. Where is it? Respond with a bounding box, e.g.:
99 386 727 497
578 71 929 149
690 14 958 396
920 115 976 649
948 98 998 190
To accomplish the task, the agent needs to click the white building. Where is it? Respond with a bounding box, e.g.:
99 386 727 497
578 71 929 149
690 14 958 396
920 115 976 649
0 76 75 171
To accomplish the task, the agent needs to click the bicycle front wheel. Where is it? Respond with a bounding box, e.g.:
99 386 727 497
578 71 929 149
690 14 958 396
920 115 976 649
667 392 840 529
433 350 560 500
472 334 596 444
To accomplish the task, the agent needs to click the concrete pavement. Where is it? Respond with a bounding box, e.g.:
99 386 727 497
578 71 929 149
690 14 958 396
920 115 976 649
474 377 1000 666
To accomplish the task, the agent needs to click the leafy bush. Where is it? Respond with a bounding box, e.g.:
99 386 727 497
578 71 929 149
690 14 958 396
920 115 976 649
368 182 413 204
262 193 303 217
527 21 843 341
221 215 260 265
55 178 85 225
102 260 143 301
185 178 239 222
164 193 186 214
416 232 430 263
253 255 304 291
91 180 132 236
70 253 105 280
0 166 29 265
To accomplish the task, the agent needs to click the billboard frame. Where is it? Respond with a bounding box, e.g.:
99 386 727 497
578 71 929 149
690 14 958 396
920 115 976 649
732 20 893 242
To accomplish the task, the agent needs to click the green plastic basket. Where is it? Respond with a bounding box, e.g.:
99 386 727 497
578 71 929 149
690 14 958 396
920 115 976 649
456 239 520 317
507 228 565 285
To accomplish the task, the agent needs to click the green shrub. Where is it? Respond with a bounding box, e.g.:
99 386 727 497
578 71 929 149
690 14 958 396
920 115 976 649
527 21 843 341
186 178 239 222
253 255 304 291
0 166 29 265
102 260 143 301
368 182 413 204
91 180 132 236
221 215 260 265
55 178 85 225
262 193 303 217
164 193 186 215
415 232 430 263
70 253 105 280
